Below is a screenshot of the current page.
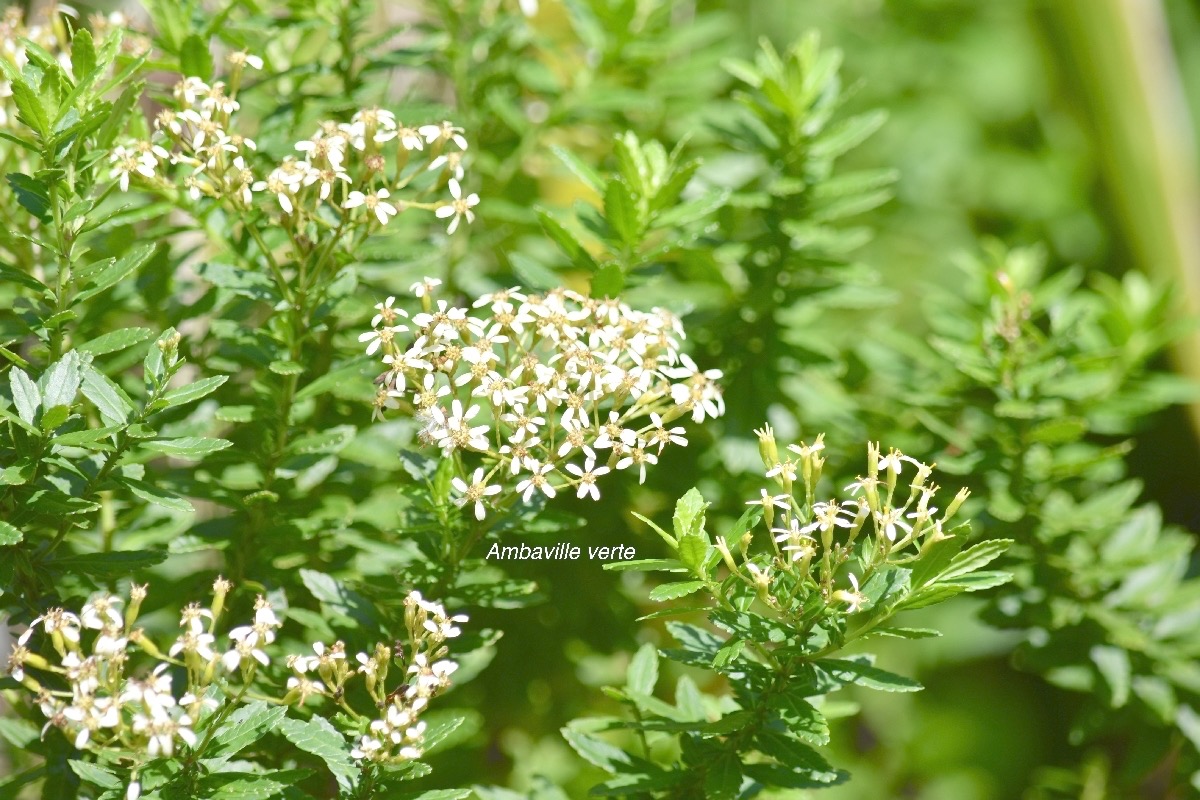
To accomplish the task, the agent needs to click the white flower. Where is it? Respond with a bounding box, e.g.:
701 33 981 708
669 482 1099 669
746 489 790 511
874 507 913 542
435 179 479 234
615 444 658 484
515 462 557 502
410 277 442 297
451 468 501 520
566 456 610 501
418 121 468 150
344 188 398 225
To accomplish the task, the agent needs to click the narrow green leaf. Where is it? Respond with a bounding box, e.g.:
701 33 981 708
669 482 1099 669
603 178 640 244
68 760 119 789
71 30 97 84
38 351 84 409
648 580 705 602
117 477 194 513
159 375 228 409
551 145 604 194
204 702 288 767
1091 645 1131 708
50 549 167 578
625 643 658 696
703 752 742 800
142 437 233 459
939 539 1012 581
80 365 134 424
9 367 41 424
813 658 922 692
77 327 154 356
74 243 155 303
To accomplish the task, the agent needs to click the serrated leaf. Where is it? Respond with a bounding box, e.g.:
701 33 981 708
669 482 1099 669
813 658 922 692
299 569 379 628
80 366 134 424
561 727 634 774
284 425 355 456
604 558 688 573
677 536 708 575
204 702 288 767
74 243 154 303
9 366 41 424
591 263 624 298
277 716 357 793
0 521 23 546
268 360 304 375
648 580 706 602
673 488 707 540
938 538 1012 582
38 351 84 410
71 29 97 83
603 178 640 244
117 477 194 513
50 549 167 578
6 173 51 221
142 437 232 459
77 327 154 356
704 753 742 800
159 375 228 409
68 760 119 789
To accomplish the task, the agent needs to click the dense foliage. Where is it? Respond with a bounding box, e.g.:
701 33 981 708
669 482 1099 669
2 1 1198 799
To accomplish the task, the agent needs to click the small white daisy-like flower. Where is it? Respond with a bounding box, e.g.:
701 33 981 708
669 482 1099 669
566 456 610 501
451 468 501 520
344 188 398 225
435 179 479 234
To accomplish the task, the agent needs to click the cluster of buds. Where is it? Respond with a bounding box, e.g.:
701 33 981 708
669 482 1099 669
110 61 476 240
1 5 148 129
714 427 970 615
6 582 465 790
364 280 725 518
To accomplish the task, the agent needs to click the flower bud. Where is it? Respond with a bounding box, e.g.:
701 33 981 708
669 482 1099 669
211 576 232 625
754 425 779 471
714 536 738 573
944 487 970 523
125 584 148 632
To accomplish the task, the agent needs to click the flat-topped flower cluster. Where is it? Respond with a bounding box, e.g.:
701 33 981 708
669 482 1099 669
364 279 725 517
109 61 475 238
6 581 464 794
721 428 971 615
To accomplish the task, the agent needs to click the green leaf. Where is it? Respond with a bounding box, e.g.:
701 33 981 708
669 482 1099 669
0 521 23 546
77 328 154 356
603 178 641 244
68 760 119 789
203 702 288 767
50 549 167 578
159 375 228 409
268 360 304 375
284 426 355 456
80 365 135 424
704 753 742 800
39 404 70 432
939 539 1012 581
7 74 50 137
677 536 708 575
38 351 84 410
53 425 121 448
536 210 597 269
626 643 658 696
911 533 963 587
813 658 922 692
117 477 194 513
71 30 97 84
1090 645 1131 708
299 569 379 628
277 716 357 793
648 580 706 602
604 558 688 573
8 367 40 424
74 243 155 303
180 34 214 79
142 437 233 459
673 488 707 540
561 727 635 774
551 145 604 194
591 263 625 298
0 716 39 748
6 173 51 221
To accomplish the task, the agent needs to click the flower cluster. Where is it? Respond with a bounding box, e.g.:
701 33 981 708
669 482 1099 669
714 428 971 615
7 581 465 793
343 591 466 763
110 64 476 238
364 280 725 517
